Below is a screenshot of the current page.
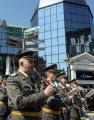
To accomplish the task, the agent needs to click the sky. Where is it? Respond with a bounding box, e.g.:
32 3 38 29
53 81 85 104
0 0 39 27
0 0 94 27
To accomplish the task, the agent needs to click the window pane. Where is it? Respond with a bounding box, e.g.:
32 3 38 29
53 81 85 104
1 47 7 53
39 51 45 56
65 21 72 28
51 22 57 30
59 63 67 71
39 41 45 46
59 45 66 53
59 54 66 62
52 38 58 46
51 5 56 15
39 33 44 39
58 28 65 37
1 40 6 46
45 31 51 39
45 7 50 17
71 14 78 22
39 18 44 25
39 9 44 18
52 55 58 63
39 25 44 33
58 21 64 28
57 4 63 13
45 39 51 47
7 47 14 54
46 55 51 64
52 46 58 54
57 13 64 21
46 48 51 55
52 30 57 38
72 21 78 29
65 13 71 21
58 37 65 45
51 15 57 22
64 4 71 13
45 24 50 31
45 16 50 24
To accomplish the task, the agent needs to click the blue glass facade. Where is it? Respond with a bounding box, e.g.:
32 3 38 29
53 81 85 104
0 26 21 55
31 0 94 71
38 3 67 70
0 26 21 75
64 2 94 57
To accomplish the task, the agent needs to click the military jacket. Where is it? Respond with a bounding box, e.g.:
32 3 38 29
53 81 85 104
7 71 47 112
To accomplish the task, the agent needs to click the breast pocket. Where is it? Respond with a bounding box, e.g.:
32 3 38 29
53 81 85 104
23 85 35 96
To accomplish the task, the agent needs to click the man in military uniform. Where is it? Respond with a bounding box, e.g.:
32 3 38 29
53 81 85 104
0 75 9 120
57 72 70 120
68 79 82 120
41 64 62 120
6 51 55 120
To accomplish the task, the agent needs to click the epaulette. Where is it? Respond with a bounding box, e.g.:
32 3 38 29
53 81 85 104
10 72 18 77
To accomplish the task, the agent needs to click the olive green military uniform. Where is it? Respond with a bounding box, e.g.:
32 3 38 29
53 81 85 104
7 71 47 120
42 94 62 120
0 84 9 120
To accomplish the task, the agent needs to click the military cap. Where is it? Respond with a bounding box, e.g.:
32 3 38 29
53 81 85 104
68 79 77 84
43 64 57 73
57 71 67 78
15 51 36 61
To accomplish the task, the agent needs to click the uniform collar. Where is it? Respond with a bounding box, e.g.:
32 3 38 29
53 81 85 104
18 69 28 78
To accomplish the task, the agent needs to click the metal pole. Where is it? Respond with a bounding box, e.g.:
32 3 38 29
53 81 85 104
22 27 25 51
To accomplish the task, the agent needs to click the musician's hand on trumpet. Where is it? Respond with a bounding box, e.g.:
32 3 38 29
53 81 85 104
40 80 48 90
44 84 55 97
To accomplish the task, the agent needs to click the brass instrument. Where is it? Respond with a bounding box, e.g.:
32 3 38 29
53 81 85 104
33 68 70 109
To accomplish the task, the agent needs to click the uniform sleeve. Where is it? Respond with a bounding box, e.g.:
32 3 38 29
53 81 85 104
7 76 47 109
0 87 7 101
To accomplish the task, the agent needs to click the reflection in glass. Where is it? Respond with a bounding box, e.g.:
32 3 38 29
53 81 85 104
59 45 66 54
39 51 45 57
58 21 64 29
45 31 51 39
45 24 50 31
59 54 66 62
51 30 57 38
58 37 65 45
57 4 63 13
45 16 50 24
38 9 44 18
39 18 44 25
51 22 57 30
46 55 51 64
52 55 58 63
46 48 51 55
57 13 64 21
39 25 44 33
45 39 51 47
65 13 71 21
45 7 50 17
51 5 56 15
52 38 58 46
58 28 65 37
39 33 44 39
1 47 7 53
52 46 58 54
51 15 57 22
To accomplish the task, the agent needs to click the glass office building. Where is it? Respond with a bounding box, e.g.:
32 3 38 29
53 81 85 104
31 0 94 71
0 25 21 75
